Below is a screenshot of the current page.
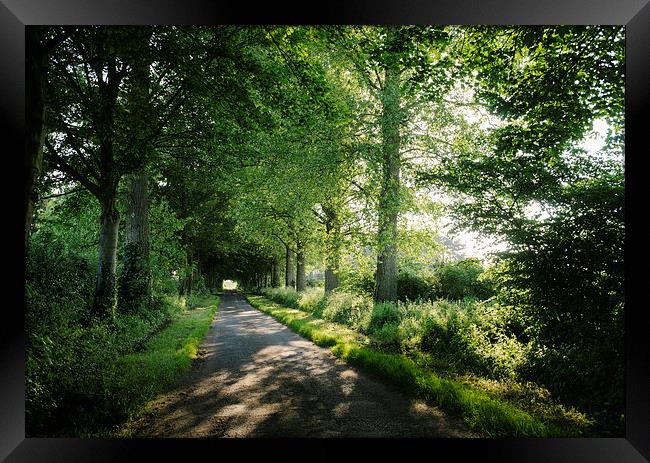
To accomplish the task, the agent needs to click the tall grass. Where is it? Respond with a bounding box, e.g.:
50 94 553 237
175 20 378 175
249 289 593 437
107 295 220 434
261 287 526 381
27 295 220 437
247 295 549 437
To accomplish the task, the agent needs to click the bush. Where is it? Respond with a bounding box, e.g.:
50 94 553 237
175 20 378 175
25 233 179 436
367 301 401 334
26 232 96 334
397 270 435 301
261 287 301 309
297 287 326 312
320 291 373 331
305 276 323 288
434 258 494 300
339 270 375 296
413 299 527 380
370 322 401 349
25 294 178 437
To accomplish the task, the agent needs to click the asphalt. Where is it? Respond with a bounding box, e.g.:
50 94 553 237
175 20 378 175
121 291 478 438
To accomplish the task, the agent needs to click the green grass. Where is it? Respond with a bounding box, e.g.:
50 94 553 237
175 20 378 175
103 295 220 436
247 294 557 438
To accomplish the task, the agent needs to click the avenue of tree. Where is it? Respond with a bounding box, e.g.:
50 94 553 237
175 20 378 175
25 25 624 436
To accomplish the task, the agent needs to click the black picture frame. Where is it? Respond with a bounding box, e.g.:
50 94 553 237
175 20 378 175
3 0 649 461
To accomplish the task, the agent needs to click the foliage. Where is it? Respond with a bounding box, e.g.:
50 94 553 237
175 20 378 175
488 173 624 433
112 296 220 436
297 287 326 311
433 258 495 300
319 291 374 332
396 270 434 301
27 295 218 437
25 295 179 436
147 196 187 295
261 287 301 309
27 24 624 437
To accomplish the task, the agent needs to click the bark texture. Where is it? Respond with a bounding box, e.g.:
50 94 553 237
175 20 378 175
272 256 281 287
119 172 151 312
374 38 402 303
285 245 296 289
93 197 120 317
296 243 306 292
323 204 341 294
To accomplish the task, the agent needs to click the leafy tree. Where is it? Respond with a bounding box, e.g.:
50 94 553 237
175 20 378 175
416 25 625 428
43 27 143 317
323 26 455 302
25 27 70 247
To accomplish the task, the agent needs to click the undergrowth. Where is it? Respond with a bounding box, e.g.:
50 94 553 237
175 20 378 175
248 293 593 437
26 295 219 437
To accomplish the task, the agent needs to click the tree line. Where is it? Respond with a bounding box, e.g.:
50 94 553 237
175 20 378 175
25 25 624 435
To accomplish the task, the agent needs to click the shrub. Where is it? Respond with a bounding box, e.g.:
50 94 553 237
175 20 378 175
261 287 301 309
305 276 323 288
297 287 325 312
434 258 494 300
25 232 96 334
367 301 401 334
320 291 373 331
339 270 375 296
25 235 178 436
397 270 435 301
387 299 527 381
370 321 401 349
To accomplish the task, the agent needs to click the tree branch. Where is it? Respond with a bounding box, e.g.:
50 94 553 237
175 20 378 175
40 186 85 200
44 138 100 197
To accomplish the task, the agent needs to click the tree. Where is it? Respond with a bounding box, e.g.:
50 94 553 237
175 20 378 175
415 25 625 426
324 26 453 302
25 27 69 247
43 27 139 317
118 30 154 313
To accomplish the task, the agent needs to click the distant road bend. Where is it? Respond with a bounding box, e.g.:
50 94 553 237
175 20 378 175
124 291 477 437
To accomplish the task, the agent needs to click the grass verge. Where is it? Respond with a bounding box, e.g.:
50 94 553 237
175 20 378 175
105 295 220 437
246 294 557 438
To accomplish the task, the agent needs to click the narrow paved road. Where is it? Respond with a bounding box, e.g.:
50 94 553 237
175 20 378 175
123 292 477 437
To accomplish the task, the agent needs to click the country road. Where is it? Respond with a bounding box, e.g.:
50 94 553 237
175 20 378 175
121 292 477 438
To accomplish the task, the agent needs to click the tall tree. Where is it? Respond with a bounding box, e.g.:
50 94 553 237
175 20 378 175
415 25 625 423
325 26 453 301
373 27 403 301
285 244 296 289
119 30 154 313
119 172 151 311
295 240 306 291
321 200 342 293
25 27 68 247
44 27 135 317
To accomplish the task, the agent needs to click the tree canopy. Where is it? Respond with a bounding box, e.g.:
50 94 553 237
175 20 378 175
26 24 625 437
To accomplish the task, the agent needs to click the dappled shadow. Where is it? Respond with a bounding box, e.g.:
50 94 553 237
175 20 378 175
125 293 476 438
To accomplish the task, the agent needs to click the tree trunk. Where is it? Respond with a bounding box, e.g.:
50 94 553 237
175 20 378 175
119 172 151 313
183 250 194 296
285 245 296 289
92 197 120 317
323 203 341 294
374 40 402 303
296 243 306 292
90 44 123 317
272 257 280 287
25 28 48 248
